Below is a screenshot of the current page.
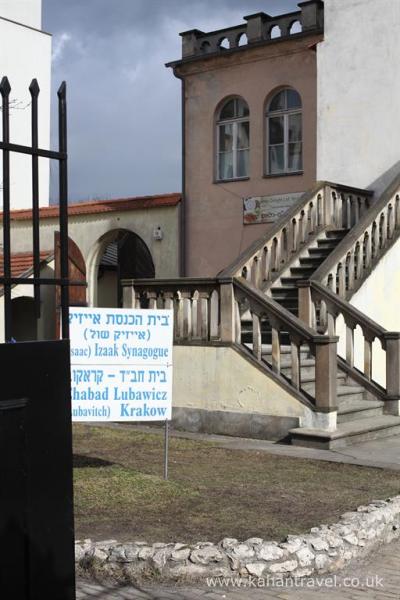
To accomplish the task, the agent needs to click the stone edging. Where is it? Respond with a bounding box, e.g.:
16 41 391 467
75 495 400 583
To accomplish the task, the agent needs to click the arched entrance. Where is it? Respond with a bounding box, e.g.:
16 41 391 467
91 229 154 308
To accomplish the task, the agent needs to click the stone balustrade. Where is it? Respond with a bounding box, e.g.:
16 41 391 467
220 182 372 292
298 280 400 413
123 276 339 415
313 176 400 300
179 1 324 60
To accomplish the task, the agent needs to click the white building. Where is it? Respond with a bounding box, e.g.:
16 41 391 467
0 0 51 209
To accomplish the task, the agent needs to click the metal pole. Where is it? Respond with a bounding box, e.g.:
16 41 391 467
58 82 69 339
29 78 41 320
163 419 169 480
0 77 12 342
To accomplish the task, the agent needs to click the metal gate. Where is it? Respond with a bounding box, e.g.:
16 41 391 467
0 77 77 599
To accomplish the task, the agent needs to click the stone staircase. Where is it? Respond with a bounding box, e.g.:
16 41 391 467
262 345 400 449
125 178 400 449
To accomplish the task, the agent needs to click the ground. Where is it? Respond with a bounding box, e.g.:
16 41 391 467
73 424 400 544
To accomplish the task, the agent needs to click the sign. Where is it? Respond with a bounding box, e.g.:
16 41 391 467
69 307 173 422
243 193 304 224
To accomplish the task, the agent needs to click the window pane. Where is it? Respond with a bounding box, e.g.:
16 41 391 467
237 121 249 149
269 116 284 144
237 98 249 118
288 142 303 171
237 149 249 177
219 124 233 152
287 89 302 110
219 152 234 179
269 145 285 173
220 99 235 120
269 91 285 112
289 113 302 142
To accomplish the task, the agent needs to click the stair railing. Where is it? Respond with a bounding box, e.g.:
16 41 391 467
219 182 373 291
123 276 339 417
312 173 400 299
298 280 400 413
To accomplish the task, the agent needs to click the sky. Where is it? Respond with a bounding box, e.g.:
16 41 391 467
43 0 298 203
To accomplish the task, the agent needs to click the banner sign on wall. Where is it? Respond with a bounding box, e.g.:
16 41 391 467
69 307 173 422
243 193 304 224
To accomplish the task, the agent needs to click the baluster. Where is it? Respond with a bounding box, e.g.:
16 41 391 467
326 309 336 336
337 263 346 297
380 213 387 249
317 193 324 227
356 242 363 280
175 291 183 339
388 204 395 238
181 291 192 339
363 333 373 380
372 222 379 258
197 291 209 340
396 196 400 228
252 311 262 360
364 232 371 269
209 289 219 340
290 339 301 390
261 246 271 283
147 291 157 309
319 299 327 333
122 284 135 309
346 196 352 228
330 191 337 227
345 319 355 368
310 202 317 233
251 256 260 287
354 196 360 224
270 319 281 374
300 211 306 243
191 290 199 338
291 219 298 253
347 251 355 289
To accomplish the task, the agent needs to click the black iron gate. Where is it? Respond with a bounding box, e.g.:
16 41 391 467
0 77 76 599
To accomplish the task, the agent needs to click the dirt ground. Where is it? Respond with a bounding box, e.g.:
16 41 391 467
73 424 400 543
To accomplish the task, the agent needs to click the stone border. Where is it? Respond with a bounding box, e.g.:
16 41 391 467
76 495 400 583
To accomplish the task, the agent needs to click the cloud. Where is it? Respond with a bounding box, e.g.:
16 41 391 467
43 0 299 202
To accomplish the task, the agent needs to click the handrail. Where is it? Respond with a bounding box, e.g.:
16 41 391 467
298 279 400 401
123 275 339 413
312 172 400 295
219 181 373 291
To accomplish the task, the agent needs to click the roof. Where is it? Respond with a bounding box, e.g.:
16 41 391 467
4 193 181 222
0 251 53 277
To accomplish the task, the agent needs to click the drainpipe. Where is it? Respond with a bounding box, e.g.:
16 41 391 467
174 72 186 277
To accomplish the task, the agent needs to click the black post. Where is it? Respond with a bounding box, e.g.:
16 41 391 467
0 76 12 342
58 82 69 339
29 79 41 319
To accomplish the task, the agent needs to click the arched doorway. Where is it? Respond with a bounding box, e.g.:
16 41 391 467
94 229 154 308
11 296 37 341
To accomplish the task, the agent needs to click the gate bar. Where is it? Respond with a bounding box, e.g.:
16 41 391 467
30 79 41 319
58 82 70 339
0 77 12 342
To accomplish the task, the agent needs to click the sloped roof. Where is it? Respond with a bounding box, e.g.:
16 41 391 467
3 192 181 222
0 251 53 277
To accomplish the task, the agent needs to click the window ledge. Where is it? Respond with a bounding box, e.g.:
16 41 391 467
263 171 304 179
214 177 250 184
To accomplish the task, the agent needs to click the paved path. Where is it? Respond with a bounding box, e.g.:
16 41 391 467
76 538 400 599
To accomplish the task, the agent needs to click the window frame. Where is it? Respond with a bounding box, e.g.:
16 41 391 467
216 98 250 182
266 89 303 177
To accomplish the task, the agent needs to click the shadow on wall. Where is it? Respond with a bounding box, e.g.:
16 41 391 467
368 160 400 195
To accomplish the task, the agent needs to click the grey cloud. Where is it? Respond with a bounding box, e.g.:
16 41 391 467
43 0 299 202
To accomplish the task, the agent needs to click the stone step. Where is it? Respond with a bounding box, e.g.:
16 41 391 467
290 415 400 449
308 248 332 258
337 399 384 424
280 364 346 383
289 266 316 277
317 239 339 248
300 383 365 401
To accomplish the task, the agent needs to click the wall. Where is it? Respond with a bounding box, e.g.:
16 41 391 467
9 204 181 305
0 0 41 29
172 344 314 439
0 11 51 209
174 35 319 277
317 0 400 193
337 237 400 388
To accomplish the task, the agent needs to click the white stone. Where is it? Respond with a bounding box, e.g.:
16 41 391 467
315 554 330 570
257 543 284 561
269 560 298 573
245 537 264 546
138 546 153 560
296 547 315 567
171 547 191 562
93 547 108 561
220 538 238 550
343 533 359 546
246 562 267 577
309 537 329 552
230 543 255 560
152 548 172 569
190 546 223 565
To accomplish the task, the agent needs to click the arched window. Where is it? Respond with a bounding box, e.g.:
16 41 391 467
216 97 249 181
266 88 302 175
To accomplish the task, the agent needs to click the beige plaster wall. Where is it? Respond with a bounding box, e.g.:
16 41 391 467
172 344 311 421
337 238 400 388
175 36 320 277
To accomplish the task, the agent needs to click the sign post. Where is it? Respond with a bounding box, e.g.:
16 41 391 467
69 307 173 477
